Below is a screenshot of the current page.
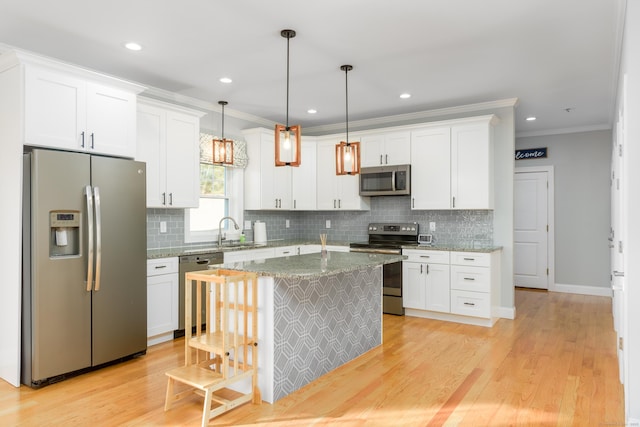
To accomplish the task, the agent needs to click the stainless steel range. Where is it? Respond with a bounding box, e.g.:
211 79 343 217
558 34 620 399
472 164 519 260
350 222 419 315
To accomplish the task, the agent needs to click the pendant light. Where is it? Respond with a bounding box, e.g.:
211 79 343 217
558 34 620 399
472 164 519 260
336 64 360 175
275 29 302 167
212 101 234 165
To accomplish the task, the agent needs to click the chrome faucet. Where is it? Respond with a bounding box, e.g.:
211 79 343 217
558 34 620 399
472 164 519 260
218 216 240 246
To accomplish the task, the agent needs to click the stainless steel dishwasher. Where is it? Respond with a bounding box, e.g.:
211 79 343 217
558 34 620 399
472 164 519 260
175 251 224 338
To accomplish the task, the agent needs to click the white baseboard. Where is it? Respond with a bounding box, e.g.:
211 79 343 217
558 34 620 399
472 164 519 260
552 283 612 297
494 305 516 320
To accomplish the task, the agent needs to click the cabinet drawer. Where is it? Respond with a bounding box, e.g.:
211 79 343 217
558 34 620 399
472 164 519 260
450 265 490 292
450 251 490 267
402 249 449 264
450 290 490 318
147 257 179 276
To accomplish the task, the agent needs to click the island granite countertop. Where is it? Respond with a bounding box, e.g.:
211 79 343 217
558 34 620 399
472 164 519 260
214 251 405 279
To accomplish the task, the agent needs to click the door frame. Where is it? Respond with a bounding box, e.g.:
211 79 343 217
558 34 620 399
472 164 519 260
514 165 556 291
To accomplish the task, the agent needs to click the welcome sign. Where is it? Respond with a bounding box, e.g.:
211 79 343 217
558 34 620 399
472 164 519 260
515 147 547 160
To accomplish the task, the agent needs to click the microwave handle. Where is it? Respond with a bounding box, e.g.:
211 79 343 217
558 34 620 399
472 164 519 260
391 171 396 191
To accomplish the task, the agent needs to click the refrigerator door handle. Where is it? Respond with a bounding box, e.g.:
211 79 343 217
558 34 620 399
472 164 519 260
93 186 102 292
85 185 94 292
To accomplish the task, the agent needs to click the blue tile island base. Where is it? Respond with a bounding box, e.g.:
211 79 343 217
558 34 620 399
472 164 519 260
217 251 400 403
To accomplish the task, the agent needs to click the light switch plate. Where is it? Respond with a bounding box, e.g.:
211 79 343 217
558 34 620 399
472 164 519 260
160 221 167 233
429 222 436 232
326 220 331 228
286 219 290 228
244 220 251 230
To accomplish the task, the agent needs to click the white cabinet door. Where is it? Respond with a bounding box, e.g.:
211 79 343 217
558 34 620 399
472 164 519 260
292 138 317 210
316 138 369 210
137 100 201 208
24 65 137 157
164 110 200 208
410 127 451 210
425 262 450 313
243 129 292 210
361 131 410 167
85 83 136 158
360 134 385 167
402 261 426 310
147 257 179 340
147 273 179 337
451 122 493 209
137 104 165 207
24 66 85 151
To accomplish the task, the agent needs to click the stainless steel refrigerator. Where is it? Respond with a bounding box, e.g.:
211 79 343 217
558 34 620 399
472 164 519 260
22 149 147 387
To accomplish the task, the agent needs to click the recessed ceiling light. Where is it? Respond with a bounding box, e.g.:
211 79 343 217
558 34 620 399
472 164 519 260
400 93 411 99
124 42 142 51
525 116 537 121
307 109 317 114
219 77 232 84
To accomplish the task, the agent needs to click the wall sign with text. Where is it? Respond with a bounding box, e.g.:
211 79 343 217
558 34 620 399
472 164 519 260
515 147 547 160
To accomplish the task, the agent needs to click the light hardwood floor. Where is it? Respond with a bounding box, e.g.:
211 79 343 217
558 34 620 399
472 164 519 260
0 289 624 426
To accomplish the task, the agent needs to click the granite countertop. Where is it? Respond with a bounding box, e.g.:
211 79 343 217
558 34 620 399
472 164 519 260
215 251 405 279
146 239 351 259
400 244 502 253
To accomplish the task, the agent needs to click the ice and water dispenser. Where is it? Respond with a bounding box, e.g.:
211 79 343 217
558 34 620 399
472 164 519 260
49 210 80 257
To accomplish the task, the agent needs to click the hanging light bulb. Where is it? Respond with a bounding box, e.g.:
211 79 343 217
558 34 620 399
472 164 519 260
212 101 234 165
275 29 302 167
336 65 360 175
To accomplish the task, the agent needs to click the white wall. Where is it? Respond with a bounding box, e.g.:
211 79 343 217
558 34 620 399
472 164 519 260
516 130 612 290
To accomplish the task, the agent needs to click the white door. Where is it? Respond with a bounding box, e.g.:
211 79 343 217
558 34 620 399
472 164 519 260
514 171 549 289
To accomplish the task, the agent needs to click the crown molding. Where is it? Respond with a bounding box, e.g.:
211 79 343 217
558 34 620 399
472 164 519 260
141 86 275 127
515 123 611 139
304 98 519 134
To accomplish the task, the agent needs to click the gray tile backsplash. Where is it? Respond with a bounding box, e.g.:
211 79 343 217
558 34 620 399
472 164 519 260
147 196 493 249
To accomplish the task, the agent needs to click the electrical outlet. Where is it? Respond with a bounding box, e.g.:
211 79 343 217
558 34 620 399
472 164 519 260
160 221 167 233
429 222 436 232
285 219 290 228
244 220 251 230
326 220 331 228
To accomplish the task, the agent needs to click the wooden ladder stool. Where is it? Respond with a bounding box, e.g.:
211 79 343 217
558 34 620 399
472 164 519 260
164 269 261 426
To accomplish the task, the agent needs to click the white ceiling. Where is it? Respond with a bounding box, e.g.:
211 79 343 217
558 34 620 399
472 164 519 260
0 0 625 136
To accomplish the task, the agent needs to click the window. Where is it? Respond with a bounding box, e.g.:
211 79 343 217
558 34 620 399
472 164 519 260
184 163 244 243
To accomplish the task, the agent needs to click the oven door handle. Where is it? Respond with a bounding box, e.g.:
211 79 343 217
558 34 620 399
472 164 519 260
349 247 402 255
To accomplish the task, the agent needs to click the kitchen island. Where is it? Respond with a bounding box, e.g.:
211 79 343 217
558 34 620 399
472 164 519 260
212 251 403 403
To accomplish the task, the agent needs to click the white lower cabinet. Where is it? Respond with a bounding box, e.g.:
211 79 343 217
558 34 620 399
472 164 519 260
403 249 501 326
402 249 450 312
147 257 179 345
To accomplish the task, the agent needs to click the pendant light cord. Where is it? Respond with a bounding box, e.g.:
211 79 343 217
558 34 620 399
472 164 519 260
285 33 290 129
218 100 228 138
341 65 353 144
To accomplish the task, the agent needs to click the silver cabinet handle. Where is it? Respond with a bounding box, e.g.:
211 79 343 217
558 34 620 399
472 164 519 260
452 196 456 208
90 132 95 149
420 264 423 274
93 187 102 292
464 277 476 281
613 271 625 277
334 199 337 209
155 265 167 269
419 255 430 258
385 154 388 164
81 131 86 148
426 264 429 274
294 200 297 209
464 302 475 306
85 185 94 292
338 199 341 208
162 192 166 205
463 258 475 261
412 198 415 208
380 154 383 165
169 193 173 206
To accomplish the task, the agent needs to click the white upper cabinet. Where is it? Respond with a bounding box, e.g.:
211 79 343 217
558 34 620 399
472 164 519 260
450 121 494 209
361 131 411 167
243 128 292 210
136 99 204 208
291 138 317 210
244 128 317 211
410 127 451 210
316 138 370 211
24 64 140 158
410 116 495 210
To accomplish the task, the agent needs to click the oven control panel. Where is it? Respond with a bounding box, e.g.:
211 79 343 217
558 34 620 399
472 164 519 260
367 223 418 235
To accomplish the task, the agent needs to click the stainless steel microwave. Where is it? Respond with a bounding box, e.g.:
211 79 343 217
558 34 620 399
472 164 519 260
359 165 411 196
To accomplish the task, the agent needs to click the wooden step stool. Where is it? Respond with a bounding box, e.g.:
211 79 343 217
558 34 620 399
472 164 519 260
164 269 261 426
